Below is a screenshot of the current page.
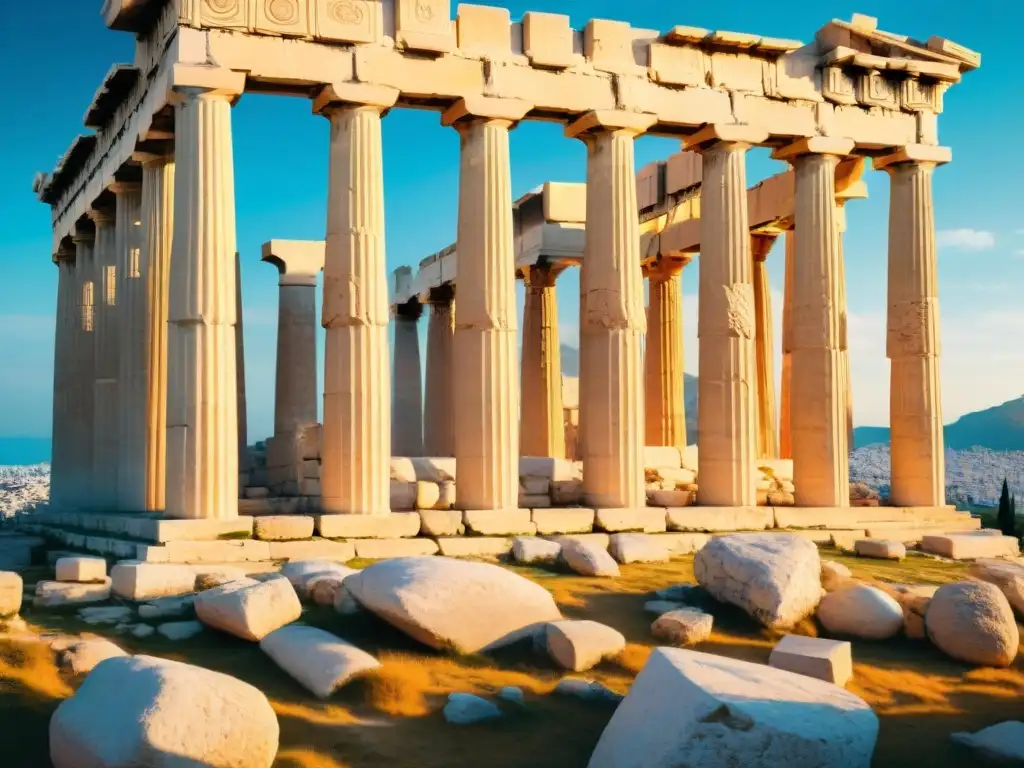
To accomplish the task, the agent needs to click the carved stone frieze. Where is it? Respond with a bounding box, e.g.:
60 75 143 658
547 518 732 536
255 0 310 36
395 0 453 53
855 70 899 109
821 66 857 105
201 0 249 29
313 0 381 44
900 77 938 113
648 42 707 88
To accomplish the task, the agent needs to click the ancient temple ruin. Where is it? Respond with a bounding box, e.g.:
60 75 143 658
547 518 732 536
31 1 983 560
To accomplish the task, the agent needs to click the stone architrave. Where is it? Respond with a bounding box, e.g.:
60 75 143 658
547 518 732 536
165 68 245 520
644 258 687 451
49 248 76 508
70 229 96 507
137 154 174 512
315 83 399 515
87 204 120 511
684 125 766 507
444 96 531 511
424 285 455 457
520 263 565 459
876 145 950 507
262 240 325 438
774 138 854 508
567 111 653 510
751 235 778 460
779 230 795 460
112 182 144 511
235 251 248 493
392 299 424 457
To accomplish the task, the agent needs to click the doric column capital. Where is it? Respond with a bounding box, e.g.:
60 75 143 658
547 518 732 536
261 240 325 287
521 262 565 287
565 110 656 141
393 298 424 321
750 234 778 263
86 206 116 227
313 83 399 116
169 64 245 104
54 242 77 265
442 96 532 129
71 228 95 247
873 144 952 172
132 141 175 167
644 256 686 281
426 282 455 305
771 137 855 163
109 180 142 197
683 123 768 153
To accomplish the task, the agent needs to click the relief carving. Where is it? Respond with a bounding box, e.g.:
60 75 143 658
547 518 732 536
821 66 857 105
255 0 308 35
201 0 248 28
397 0 449 35
724 282 754 340
314 0 377 44
266 0 300 24
900 77 937 112
855 70 899 109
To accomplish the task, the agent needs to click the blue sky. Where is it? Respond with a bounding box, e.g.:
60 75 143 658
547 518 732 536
0 0 1021 443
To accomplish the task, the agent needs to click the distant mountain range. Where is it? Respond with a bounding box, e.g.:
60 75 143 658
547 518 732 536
853 395 1024 451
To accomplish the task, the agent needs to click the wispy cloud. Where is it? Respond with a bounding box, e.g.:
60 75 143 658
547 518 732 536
936 228 995 252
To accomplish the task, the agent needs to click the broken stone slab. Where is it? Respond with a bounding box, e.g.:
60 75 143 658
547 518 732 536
444 693 502 724
462 509 537 536
138 595 196 620
194 576 302 642
317 512 421 539
854 539 906 560
816 585 904 640
418 509 464 537
55 557 107 583
512 537 562 565
58 638 128 677
951 721 1024 763
436 537 513 558
0 572 22 616
651 609 713 646
531 508 595 535
769 634 853 687
561 539 620 577
49 655 279 768
587 648 878 768
260 624 381 699
926 581 1019 667
111 563 196 601
353 538 440 559
78 606 133 625
921 533 1020 560
345 556 561 653
545 619 626 672
34 579 112 608
253 515 315 541
608 533 670 564
157 620 205 641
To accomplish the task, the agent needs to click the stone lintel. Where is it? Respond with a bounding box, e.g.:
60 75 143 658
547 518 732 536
312 83 400 115
683 123 769 152
132 148 174 166
108 180 142 196
771 137 856 162
170 64 246 101
873 144 952 170
261 239 326 285
565 110 657 139
441 96 532 126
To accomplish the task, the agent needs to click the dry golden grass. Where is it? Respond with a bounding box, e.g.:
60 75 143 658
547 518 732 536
5 549 1024 767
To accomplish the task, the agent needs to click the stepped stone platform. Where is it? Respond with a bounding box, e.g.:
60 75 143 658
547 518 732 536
14 504 985 565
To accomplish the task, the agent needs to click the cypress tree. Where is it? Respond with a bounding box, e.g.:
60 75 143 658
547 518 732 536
998 479 1014 536
1012 495 1018 537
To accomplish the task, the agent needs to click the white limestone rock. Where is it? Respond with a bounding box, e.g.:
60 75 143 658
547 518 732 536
194 566 248 591
651 609 713 646
769 634 853 687
194 576 302 642
816 586 904 640
260 625 381 699
545 620 626 672
512 536 562 564
587 648 878 768
968 559 1024 617
951 721 1024 762
58 638 128 677
34 579 112 608
280 560 355 597
854 539 906 560
444 693 502 724
0 571 22 616
157 620 205 641
56 557 107 583
925 581 1019 667
608 533 670 564
345 556 561 653
111 564 196 601
820 561 852 592
561 539 620 578
50 655 278 768
694 533 822 629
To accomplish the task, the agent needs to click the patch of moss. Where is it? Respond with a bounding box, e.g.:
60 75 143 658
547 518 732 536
216 531 252 541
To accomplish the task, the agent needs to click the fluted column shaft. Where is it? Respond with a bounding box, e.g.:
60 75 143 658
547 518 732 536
521 265 565 458
89 209 119 510
114 184 144 510
644 260 686 450
424 287 455 457
752 236 778 459
392 301 424 456
165 88 239 520
779 231 795 459
452 117 519 510
578 128 646 509
884 159 945 506
836 203 854 449
71 235 96 507
274 277 318 436
696 142 757 506
49 256 75 507
236 251 249 492
321 104 391 515
141 157 174 511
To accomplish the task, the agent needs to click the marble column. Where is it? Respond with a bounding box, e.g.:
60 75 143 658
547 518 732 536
138 154 174 512
424 285 455 457
392 301 424 456
520 264 565 459
774 138 853 507
779 230 795 460
685 125 766 507
836 201 854 449
49 248 75 508
165 70 244 520
262 241 324 438
644 258 686 451
751 235 778 459
87 204 119 510
444 98 528 511
315 84 398 515
567 111 653 509
71 229 96 507
112 182 144 511
876 145 950 507
236 252 249 492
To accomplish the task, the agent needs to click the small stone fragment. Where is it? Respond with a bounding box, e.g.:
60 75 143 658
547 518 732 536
443 693 502 725
854 539 906 560
608 533 670 564
769 634 853 686
651 609 713 646
55 557 107 583
512 537 562 564
157 620 205 641
951 721 1024 762
561 539 620 577
816 585 904 640
545 620 626 672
